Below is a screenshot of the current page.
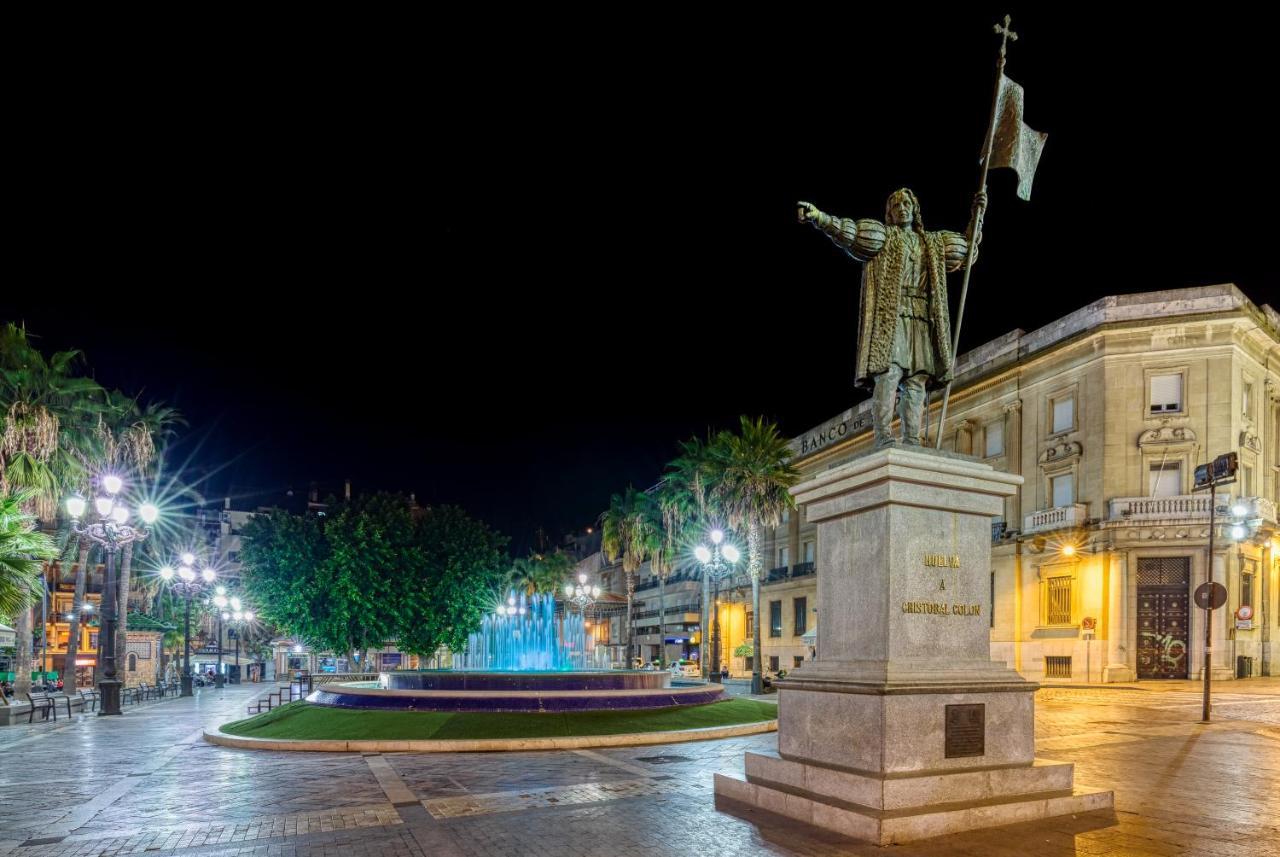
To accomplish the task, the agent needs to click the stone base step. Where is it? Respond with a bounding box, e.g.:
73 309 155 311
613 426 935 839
714 769 1113 846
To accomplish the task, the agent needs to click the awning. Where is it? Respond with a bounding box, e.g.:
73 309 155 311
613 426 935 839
801 628 816 644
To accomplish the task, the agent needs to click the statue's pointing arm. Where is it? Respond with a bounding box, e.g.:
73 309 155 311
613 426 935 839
798 202 885 262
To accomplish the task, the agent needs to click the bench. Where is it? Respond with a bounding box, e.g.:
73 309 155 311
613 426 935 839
26 692 56 723
79 689 100 712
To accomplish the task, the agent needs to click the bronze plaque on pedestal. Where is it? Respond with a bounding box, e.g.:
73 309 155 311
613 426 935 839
945 703 985 758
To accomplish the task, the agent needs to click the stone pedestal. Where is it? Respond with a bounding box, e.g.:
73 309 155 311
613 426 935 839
714 446 1112 845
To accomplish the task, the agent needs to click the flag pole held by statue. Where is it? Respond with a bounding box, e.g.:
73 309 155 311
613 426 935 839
934 14 1047 449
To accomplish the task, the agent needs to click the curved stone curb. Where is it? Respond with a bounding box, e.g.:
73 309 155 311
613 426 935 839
203 718 777 753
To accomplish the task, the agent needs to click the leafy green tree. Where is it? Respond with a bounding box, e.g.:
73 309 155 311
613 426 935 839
240 508 333 653
395 505 509 656
242 496 508 666
508 549 575 597
708 416 798 694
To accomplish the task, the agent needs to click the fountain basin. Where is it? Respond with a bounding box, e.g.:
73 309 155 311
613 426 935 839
380 670 671 692
307 678 723 713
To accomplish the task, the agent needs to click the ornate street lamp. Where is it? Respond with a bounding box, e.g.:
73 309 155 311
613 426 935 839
225 605 255 684
158 553 216 697
65 476 159 715
563 573 601 612
694 528 740 685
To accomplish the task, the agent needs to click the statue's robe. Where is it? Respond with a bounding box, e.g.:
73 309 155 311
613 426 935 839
820 217 973 389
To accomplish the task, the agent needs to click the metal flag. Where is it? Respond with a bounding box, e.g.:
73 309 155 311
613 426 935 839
988 74 1048 201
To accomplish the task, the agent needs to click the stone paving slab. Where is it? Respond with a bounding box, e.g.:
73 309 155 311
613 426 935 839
3 681 1279 856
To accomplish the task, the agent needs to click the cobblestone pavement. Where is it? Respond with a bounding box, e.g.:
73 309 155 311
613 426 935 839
3 679 1279 856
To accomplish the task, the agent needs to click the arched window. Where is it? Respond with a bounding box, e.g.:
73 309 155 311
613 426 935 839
127 653 138 672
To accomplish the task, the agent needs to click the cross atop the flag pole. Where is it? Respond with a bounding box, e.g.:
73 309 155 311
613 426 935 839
994 15 1017 59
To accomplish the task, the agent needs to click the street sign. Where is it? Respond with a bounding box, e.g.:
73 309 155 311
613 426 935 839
1236 605 1254 622
1236 619 1253 630
1193 582 1228 610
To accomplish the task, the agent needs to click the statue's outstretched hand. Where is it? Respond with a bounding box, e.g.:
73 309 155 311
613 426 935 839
797 200 821 224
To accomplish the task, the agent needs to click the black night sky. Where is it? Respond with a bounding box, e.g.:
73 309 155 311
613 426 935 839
8 8 1276 552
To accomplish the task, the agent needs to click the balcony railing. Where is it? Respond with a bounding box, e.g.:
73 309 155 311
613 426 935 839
1023 504 1088 535
1107 494 1228 522
1234 496 1278 524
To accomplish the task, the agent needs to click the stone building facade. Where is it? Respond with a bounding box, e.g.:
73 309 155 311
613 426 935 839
582 284 1279 684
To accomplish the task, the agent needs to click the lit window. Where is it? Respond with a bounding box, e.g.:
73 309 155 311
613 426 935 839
1047 576 1072 625
1051 473 1075 508
1149 462 1182 497
1052 396 1074 433
1150 374 1182 414
769 601 782 638
985 420 1004 457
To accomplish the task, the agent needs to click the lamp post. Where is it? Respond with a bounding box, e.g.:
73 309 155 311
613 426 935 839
212 588 230 688
226 606 255 684
158 554 216 697
564 573 601 612
695 529 740 685
65 476 159 716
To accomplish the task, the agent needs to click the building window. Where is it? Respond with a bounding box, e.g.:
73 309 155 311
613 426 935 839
777 546 789 568
769 656 780 672
1243 381 1253 420
1149 373 1182 414
1241 464 1254 496
745 656 753 671
1047 576 1072 625
745 611 754 637
985 420 1004 457
793 597 807 636
1242 564 1255 609
769 601 782 638
803 541 815 564
1045 656 1073 678
1149 462 1182 497
794 656 804 668
1051 473 1075 508
781 509 790 525
1051 395 1074 434
89 631 99 650
127 653 137 672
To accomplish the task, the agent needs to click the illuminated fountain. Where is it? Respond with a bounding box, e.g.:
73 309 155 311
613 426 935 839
454 591 606 671
307 589 726 712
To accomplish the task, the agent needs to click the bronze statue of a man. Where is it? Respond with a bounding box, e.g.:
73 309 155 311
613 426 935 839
798 189 979 447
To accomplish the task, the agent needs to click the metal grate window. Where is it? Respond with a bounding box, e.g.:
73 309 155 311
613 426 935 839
1047 576 1072 625
1045 656 1072 678
1136 557 1191 587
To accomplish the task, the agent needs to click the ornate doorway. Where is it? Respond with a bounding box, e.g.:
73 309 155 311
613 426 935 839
1136 557 1191 679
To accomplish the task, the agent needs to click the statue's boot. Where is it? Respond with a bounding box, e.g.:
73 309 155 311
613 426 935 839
899 373 927 445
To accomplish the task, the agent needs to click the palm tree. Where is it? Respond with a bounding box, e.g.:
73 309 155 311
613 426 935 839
95 391 184 676
1 325 105 695
0 490 58 698
662 434 724 675
708 416 799 694
508 550 575 597
600 486 659 667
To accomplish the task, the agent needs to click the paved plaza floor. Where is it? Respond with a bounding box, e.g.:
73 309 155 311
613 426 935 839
2 678 1278 856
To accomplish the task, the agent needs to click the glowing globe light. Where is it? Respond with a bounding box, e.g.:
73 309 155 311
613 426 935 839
233 611 243 621
564 583 576 597
1061 545 1076 557
1231 524 1246 540
111 505 130 524
181 552 196 566
66 496 86 519
201 568 216 583
245 611 255 622
1232 502 1248 518
214 594 228 608
138 503 159 524
94 497 115 517
159 566 174 581
221 612 230 621
695 545 712 564
722 544 741 564
178 566 196 583
710 529 724 544
230 596 242 611
102 475 123 495
215 585 226 596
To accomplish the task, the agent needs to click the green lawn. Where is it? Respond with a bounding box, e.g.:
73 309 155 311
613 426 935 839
221 699 777 741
